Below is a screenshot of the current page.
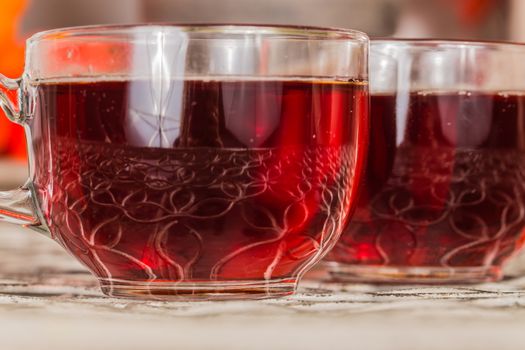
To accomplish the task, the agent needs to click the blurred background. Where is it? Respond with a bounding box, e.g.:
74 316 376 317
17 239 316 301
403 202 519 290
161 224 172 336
0 0 523 163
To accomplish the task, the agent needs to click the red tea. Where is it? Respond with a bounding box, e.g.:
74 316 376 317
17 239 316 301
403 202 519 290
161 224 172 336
329 91 525 276
31 79 367 284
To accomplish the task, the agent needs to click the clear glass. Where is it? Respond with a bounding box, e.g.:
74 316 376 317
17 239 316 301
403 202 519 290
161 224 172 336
0 24 369 300
327 39 525 284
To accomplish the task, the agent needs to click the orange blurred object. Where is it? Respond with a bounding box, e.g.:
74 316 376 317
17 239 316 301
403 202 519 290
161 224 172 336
443 0 498 26
0 0 27 159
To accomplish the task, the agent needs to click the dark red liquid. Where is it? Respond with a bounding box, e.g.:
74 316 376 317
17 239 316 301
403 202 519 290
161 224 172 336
31 79 367 283
329 91 525 269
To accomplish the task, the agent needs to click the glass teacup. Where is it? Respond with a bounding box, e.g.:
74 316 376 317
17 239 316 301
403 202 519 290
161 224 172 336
0 24 369 300
327 39 525 284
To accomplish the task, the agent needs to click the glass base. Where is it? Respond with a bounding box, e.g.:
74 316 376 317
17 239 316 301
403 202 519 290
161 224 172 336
98 278 297 301
325 262 503 284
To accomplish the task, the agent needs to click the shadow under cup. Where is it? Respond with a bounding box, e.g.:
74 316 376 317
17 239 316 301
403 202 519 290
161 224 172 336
14 25 369 300
326 39 525 283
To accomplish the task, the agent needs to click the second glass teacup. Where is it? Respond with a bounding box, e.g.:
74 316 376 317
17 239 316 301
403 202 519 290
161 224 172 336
0 24 369 300
327 39 525 283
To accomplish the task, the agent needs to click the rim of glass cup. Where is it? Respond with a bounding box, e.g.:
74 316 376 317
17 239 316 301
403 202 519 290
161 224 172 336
371 37 525 51
28 23 370 44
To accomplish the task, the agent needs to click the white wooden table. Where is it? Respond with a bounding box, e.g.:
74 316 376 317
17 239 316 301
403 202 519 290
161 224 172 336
1 161 525 350
0 221 525 350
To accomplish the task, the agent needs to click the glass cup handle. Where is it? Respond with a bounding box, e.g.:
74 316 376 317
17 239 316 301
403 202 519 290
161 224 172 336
0 74 39 226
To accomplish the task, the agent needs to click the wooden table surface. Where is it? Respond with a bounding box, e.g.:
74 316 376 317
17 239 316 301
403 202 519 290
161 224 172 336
1 162 525 350
3 226 525 350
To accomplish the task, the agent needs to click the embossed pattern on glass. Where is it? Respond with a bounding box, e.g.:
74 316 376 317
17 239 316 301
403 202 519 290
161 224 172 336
33 79 367 295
